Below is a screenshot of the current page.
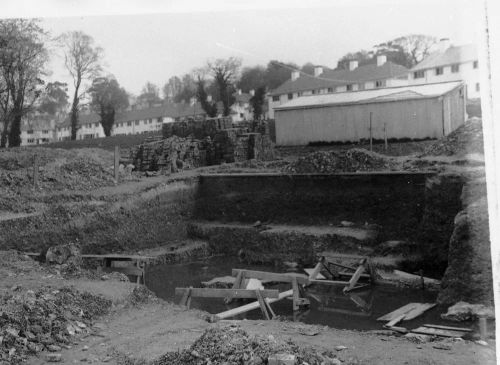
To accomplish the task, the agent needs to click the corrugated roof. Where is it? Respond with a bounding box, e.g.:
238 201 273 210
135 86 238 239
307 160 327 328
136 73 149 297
274 81 463 110
411 44 478 71
270 62 409 96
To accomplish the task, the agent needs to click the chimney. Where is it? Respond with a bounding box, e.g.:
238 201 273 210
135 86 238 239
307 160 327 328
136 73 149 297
291 70 300 81
314 66 323 77
249 89 255 96
438 38 450 52
376 54 387 67
348 60 358 71
207 94 212 102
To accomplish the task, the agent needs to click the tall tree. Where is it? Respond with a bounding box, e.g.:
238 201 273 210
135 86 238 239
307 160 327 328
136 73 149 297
336 50 373 70
138 81 161 107
89 76 129 136
264 60 299 90
174 74 196 103
195 76 217 118
375 34 438 68
249 86 266 121
301 62 316 75
237 66 266 93
162 76 182 102
207 57 241 117
60 31 103 140
0 19 48 147
38 81 68 115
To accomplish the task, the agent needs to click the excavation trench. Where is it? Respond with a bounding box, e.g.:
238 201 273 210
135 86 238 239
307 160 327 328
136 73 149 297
142 172 467 329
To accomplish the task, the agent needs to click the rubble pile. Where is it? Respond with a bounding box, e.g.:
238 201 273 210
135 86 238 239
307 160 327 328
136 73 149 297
130 136 206 172
56 158 115 190
423 117 484 156
0 287 111 364
284 148 394 173
152 325 330 365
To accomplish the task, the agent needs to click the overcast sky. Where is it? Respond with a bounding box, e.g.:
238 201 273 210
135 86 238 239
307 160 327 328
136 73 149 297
4 0 485 96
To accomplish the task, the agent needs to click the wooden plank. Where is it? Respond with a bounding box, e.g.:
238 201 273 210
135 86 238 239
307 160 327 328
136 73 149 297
255 290 270 320
175 288 279 299
231 269 309 285
377 303 420 321
411 326 468 338
216 290 294 319
309 279 350 285
264 298 277 319
377 302 436 322
344 260 366 292
422 324 472 332
338 271 370 278
403 303 436 320
393 270 440 285
384 314 406 327
321 252 368 260
318 306 372 317
304 268 325 280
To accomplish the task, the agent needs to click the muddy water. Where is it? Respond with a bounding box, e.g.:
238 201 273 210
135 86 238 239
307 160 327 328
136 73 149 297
146 256 447 331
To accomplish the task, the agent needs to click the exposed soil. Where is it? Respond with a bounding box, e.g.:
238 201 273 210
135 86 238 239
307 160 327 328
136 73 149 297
0 117 494 364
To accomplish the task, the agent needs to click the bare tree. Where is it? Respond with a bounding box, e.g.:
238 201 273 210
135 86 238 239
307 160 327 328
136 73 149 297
375 34 438 68
0 19 48 147
60 31 103 140
207 57 241 117
137 81 161 107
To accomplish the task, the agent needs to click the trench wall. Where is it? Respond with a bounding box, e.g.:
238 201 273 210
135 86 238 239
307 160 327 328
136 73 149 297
194 172 435 242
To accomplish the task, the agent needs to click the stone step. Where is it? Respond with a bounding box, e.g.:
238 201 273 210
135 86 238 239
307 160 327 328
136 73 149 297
187 221 378 265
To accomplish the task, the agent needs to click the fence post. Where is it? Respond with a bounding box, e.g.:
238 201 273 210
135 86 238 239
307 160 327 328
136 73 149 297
33 154 39 188
369 112 373 151
384 122 388 151
114 146 120 183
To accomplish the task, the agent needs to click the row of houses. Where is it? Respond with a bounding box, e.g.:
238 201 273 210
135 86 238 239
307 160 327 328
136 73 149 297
20 39 479 146
268 40 481 118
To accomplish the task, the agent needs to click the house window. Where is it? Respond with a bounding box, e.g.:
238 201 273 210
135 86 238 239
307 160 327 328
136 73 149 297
297 92 303 97
435 67 444 75
272 95 280 102
95 122 99 127
413 70 425 79
27 130 34 134
451 64 460 73
312 90 317 95
27 138 34 143
346 84 353 91
287 93 293 100
157 118 162 123
42 130 49 134
135 120 139 125
327 87 333 93
473 61 478 69
476 83 480 92
127 121 132 126
149 118 152 124
375 80 386 88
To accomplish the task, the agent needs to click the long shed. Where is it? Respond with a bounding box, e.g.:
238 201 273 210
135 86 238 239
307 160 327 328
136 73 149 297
274 81 466 146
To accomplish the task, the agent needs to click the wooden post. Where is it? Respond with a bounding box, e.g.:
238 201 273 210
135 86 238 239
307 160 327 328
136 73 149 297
33 154 39 188
255 290 270 320
384 122 388 151
292 277 300 311
369 112 373 151
479 316 487 340
114 146 120 183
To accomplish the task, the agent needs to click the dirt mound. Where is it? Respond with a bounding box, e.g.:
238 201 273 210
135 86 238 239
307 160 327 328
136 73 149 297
0 286 111 364
284 148 394 173
423 118 484 156
152 325 335 365
0 250 42 274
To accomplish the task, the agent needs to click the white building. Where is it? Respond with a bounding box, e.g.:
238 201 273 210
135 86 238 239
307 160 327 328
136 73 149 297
409 40 480 99
268 55 410 119
231 89 253 122
21 114 59 146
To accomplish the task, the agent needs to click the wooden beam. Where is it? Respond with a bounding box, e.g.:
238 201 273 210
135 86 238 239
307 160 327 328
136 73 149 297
175 288 279 299
422 324 472 332
231 269 309 285
292 276 300 311
216 290 293 319
377 303 436 322
304 267 325 280
255 290 270 320
309 279 350 285
384 314 406 328
343 259 367 292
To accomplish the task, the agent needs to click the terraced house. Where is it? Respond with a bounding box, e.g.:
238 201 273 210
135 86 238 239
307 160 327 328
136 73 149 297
408 40 480 99
268 54 410 118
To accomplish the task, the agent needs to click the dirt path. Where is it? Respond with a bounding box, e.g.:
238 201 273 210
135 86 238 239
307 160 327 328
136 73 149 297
24 300 496 365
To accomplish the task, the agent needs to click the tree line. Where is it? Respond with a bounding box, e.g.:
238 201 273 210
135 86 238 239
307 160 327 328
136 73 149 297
0 17 438 147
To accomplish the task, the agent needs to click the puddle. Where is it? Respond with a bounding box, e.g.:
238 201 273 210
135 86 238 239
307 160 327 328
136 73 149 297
146 256 449 331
